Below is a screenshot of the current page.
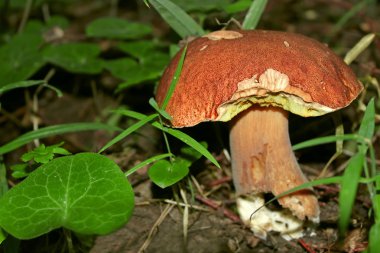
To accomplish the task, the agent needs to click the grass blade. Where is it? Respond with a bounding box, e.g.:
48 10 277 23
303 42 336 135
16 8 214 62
331 1 367 38
0 160 8 197
339 152 365 235
242 0 268 30
161 44 187 110
271 174 380 202
125 153 172 177
0 80 44 95
368 223 380 253
98 114 158 153
148 0 205 38
161 126 220 168
149 98 172 120
292 134 362 151
358 98 375 141
0 123 120 155
344 33 375 65
115 109 221 168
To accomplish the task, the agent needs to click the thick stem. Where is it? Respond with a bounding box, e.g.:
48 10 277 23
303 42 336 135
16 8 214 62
229 105 319 221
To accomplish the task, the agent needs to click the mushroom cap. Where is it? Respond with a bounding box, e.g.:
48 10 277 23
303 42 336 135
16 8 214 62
156 30 363 127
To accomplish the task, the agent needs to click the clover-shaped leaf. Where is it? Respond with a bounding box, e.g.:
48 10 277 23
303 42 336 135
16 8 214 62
21 142 71 164
0 153 134 239
148 158 189 188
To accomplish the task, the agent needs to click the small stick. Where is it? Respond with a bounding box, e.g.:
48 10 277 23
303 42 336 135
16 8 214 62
297 239 316 253
195 195 241 223
138 203 174 253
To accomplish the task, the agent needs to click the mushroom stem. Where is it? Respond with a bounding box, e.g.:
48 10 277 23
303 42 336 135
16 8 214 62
229 105 319 221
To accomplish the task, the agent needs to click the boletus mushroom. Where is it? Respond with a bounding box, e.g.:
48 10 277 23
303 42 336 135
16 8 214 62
155 30 362 238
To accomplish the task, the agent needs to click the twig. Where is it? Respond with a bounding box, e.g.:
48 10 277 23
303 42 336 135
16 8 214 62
163 199 208 211
297 239 316 253
195 195 241 223
18 0 33 34
138 203 174 253
207 176 232 188
179 187 189 245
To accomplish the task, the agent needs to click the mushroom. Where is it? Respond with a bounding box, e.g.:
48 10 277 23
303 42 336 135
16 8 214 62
155 30 362 237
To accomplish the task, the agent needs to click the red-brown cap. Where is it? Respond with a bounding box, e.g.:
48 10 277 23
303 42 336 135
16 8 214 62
156 30 363 127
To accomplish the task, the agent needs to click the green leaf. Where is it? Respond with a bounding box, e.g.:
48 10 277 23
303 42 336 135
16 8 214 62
174 0 229 12
43 43 103 74
179 142 207 164
0 33 45 87
104 54 169 90
368 223 380 253
242 0 268 30
161 44 187 110
86 17 152 39
224 0 252 14
148 158 189 188
10 164 30 179
125 153 172 177
98 114 158 153
148 0 205 38
117 41 162 60
339 152 365 235
115 110 221 169
0 153 134 239
0 228 5 244
21 142 71 164
0 123 120 156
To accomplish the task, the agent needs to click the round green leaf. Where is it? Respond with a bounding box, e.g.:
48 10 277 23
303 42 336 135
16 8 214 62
0 153 134 239
43 43 103 74
86 17 152 39
148 159 189 188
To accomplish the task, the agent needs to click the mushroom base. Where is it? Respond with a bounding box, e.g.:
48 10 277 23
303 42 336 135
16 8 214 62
229 105 319 221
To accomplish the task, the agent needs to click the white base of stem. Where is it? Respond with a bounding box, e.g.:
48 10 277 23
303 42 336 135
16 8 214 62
237 194 305 240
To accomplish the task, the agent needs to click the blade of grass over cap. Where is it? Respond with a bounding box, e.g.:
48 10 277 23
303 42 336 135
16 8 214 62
148 0 205 38
0 123 121 156
242 0 268 30
98 113 158 153
161 44 187 110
